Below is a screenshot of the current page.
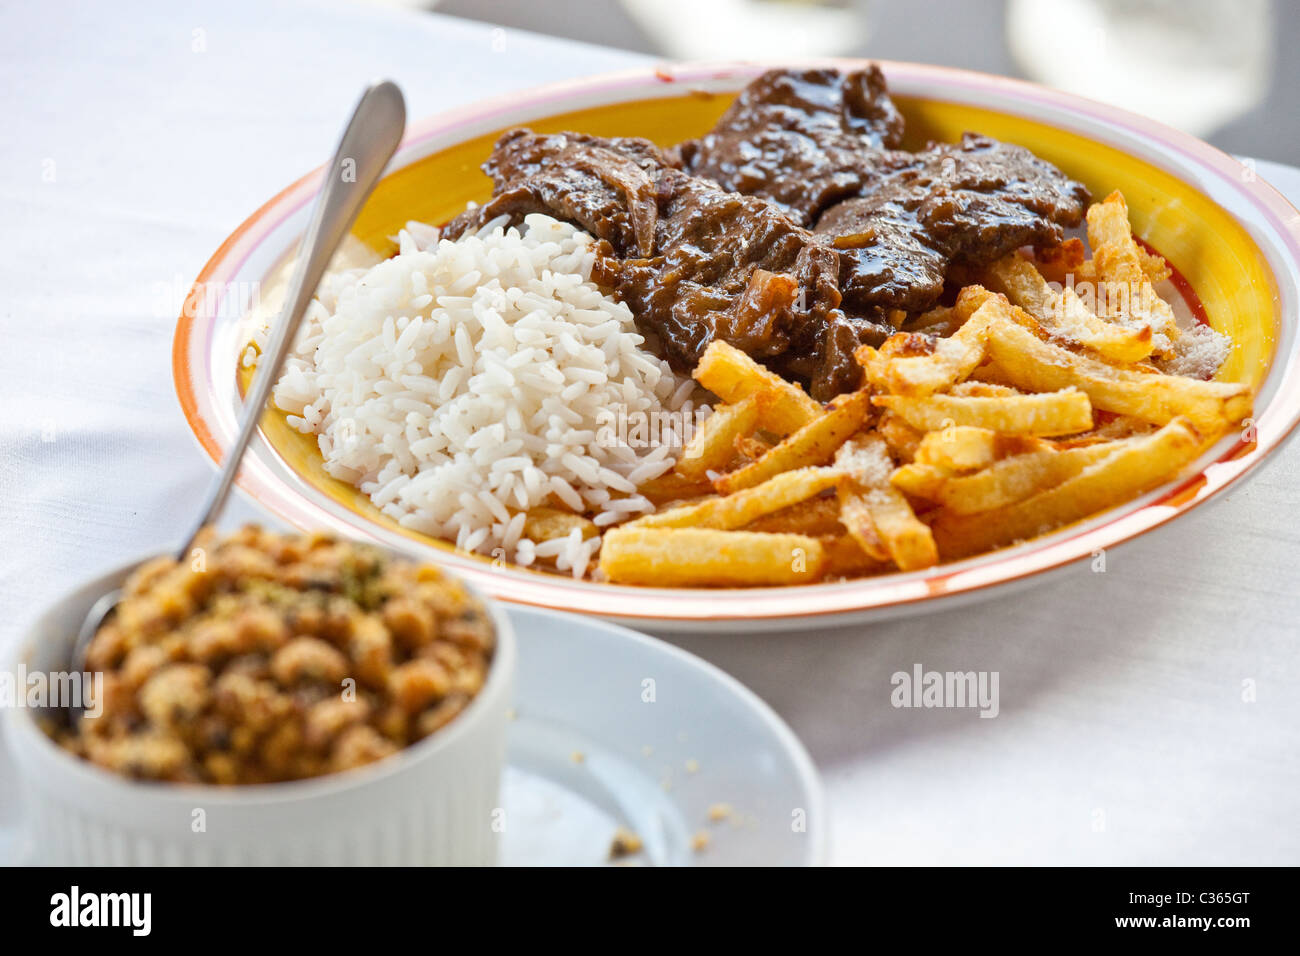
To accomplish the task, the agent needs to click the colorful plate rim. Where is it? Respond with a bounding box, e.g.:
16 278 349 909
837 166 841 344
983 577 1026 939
173 59 1300 629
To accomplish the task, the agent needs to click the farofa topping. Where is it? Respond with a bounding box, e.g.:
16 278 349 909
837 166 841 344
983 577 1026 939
52 527 494 785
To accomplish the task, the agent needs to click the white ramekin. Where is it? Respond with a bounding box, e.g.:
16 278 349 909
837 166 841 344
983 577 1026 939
2 552 516 866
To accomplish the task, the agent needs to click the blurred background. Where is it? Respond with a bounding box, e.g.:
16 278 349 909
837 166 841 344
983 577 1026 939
379 0 1294 162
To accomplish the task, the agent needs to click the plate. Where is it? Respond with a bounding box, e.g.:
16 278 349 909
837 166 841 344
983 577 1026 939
500 606 824 865
0 606 826 866
173 60 1300 631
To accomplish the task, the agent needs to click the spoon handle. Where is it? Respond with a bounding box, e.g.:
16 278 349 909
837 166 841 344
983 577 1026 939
176 81 406 560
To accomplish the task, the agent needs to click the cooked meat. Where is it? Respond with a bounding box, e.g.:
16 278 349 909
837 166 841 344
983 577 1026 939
442 67 1089 400
674 65 906 225
445 130 890 400
680 68 1088 314
819 134 1091 313
444 128 668 257
615 167 882 399
484 127 669 185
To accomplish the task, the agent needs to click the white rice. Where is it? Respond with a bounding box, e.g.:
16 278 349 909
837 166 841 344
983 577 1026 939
272 214 702 578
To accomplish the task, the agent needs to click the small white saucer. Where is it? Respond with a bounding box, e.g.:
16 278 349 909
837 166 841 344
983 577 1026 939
0 608 825 866
500 606 826 866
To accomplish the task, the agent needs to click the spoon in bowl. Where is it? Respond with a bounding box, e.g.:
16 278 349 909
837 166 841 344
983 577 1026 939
68 80 407 690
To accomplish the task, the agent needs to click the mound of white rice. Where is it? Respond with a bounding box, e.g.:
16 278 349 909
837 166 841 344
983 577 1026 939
272 213 701 577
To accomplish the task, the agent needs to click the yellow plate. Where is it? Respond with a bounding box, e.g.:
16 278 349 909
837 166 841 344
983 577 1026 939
175 60 1300 632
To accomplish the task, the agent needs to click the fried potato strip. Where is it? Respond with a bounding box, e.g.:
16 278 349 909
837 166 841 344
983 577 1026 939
693 340 821 435
599 528 826 586
874 388 1094 437
835 434 938 571
631 467 841 530
931 419 1202 557
716 390 869 493
675 394 760 481
982 314 1250 435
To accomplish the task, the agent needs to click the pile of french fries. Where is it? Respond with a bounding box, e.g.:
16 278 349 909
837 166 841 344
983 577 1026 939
591 191 1253 587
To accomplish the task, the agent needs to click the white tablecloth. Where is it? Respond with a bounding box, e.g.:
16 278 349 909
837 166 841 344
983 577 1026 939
2 0 1297 865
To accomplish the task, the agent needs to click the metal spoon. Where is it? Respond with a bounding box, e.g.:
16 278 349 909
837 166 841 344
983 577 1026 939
68 80 407 688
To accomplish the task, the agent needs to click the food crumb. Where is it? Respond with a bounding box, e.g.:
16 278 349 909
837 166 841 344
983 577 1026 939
505 707 517 721
707 802 733 823
571 750 585 764
608 826 643 860
1156 323 1232 379
641 744 653 757
685 758 699 773
691 830 711 853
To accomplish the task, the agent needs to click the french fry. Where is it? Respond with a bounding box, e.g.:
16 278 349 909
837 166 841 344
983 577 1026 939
524 507 598 541
599 527 826 586
839 482 938 571
877 410 923 463
935 442 1128 514
907 304 957 333
953 284 998 320
1035 256 1096 288
873 388 1094 437
693 340 821 435
1054 286 1155 363
735 434 775 461
904 287 994 337
983 314 1250 435
835 434 938 570
948 381 1022 398
674 395 760 481
855 345 889 391
856 332 929 390
987 255 1155 363
715 390 869 493
1034 248 1169 289
1037 237 1086 273
913 426 1047 472
1138 248 1173 284
889 462 951 500
818 534 888 577
915 426 992 471
1087 191 1178 343
744 494 844 536
932 418 1202 557
835 487 889 561
986 254 1056 317
636 471 716 505
865 306 993 397
630 467 842 530
1052 416 1156 446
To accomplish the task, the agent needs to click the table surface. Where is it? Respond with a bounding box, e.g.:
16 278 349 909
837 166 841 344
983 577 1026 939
2 0 1297 866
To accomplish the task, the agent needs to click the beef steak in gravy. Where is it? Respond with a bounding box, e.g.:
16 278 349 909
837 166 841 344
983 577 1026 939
673 65 906 226
444 130 890 400
445 128 667 257
821 133 1092 314
681 68 1088 314
444 66 1089 400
